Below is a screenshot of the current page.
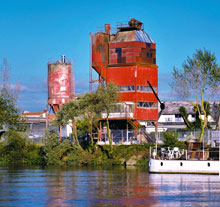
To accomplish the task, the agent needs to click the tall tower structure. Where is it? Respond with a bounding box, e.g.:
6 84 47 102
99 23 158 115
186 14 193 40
92 19 158 137
46 55 73 132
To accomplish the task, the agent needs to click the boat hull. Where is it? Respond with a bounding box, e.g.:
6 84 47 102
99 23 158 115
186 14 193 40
149 158 220 174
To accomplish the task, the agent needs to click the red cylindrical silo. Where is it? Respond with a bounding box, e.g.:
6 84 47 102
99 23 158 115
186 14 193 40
47 56 73 114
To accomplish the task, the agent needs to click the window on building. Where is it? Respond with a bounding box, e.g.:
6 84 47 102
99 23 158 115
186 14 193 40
116 48 122 57
119 85 135 92
165 117 172 122
137 102 157 108
175 114 182 122
137 85 157 92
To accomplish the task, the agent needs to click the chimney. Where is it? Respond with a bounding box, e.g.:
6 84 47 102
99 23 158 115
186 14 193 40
61 55 65 63
105 24 111 35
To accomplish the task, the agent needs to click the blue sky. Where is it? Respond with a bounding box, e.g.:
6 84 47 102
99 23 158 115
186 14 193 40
0 0 220 112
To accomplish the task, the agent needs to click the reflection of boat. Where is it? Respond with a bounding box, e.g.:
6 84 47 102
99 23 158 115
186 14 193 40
149 147 220 174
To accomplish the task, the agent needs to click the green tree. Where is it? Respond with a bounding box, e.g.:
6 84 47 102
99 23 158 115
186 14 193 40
94 82 120 149
79 91 103 147
162 131 186 149
0 58 25 133
179 106 192 128
56 101 83 149
43 131 74 165
0 88 24 132
170 48 220 142
1 130 26 163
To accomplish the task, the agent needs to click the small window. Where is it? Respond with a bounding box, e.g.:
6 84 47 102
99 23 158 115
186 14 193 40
165 117 172 122
116 48 122 57
208 163 210 167
180 162 183 167
119 85 135 92
137 102 157 109
137 85 157 92
160 162 163 166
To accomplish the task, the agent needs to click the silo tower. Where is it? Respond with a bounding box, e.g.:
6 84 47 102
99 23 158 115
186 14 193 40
47 55 73 115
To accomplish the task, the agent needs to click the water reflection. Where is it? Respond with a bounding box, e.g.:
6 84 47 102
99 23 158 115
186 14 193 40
149 174 220 207
44 167 157 207
0 166 220 206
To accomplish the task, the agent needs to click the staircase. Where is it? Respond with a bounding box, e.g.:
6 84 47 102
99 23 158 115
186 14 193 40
141 131 155 143
127 119 139 130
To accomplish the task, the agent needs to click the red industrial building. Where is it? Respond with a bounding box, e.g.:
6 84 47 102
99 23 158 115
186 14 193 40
92 19 158 140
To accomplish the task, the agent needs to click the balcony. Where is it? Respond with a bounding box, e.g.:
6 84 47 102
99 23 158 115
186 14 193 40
101 102 134 119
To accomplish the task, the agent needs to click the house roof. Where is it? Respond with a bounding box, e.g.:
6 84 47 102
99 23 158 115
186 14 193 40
21 111 56 120
160 101 220 121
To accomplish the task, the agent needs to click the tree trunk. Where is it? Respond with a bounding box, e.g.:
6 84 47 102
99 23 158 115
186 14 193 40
199 123 205 142
216 116 220 130
106 117 112 149
72 120 83 150
199 100 207 143
89 119 94 147
71 120 76 144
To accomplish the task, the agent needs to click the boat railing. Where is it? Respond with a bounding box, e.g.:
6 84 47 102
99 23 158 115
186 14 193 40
149 146 219 161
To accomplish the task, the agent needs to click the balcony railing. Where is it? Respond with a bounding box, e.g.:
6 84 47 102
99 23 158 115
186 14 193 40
101 103 134 119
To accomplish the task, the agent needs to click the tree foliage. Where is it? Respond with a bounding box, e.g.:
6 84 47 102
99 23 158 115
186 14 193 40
170 48 220 141
56 101 82 149
179 106 192 128
55 82 119 149
0 129 42 164
94 82 120 148
162 131 187 149
0 87 25 131
179 101 211 130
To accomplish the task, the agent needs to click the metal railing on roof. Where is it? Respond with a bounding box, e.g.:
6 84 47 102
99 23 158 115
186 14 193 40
48 58 72 65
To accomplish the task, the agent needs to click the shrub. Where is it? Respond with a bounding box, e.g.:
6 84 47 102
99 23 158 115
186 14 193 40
162 131 187 149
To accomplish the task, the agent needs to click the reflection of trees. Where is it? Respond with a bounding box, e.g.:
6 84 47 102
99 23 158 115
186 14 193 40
45 166 158 206
45 167 93 207
45 168 75 207
91 167 157 207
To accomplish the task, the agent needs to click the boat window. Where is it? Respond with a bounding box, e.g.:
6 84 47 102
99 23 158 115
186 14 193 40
160 162 163 166
208 162 210 167
180 162 183 167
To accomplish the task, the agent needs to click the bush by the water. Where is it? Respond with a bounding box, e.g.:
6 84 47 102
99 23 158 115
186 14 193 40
0 130 43 165
0 130 153 166
162 131 187 149
42 131 152 167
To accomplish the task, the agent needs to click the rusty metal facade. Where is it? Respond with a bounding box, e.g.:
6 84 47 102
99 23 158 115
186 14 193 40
47 58 73 114
92 18 158 122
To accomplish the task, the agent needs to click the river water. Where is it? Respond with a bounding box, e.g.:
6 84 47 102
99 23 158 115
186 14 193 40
0 166 220 207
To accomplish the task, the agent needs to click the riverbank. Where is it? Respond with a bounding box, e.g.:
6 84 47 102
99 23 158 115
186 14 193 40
0 130 153 167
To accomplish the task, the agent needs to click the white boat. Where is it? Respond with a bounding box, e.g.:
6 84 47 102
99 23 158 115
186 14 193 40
148 147 220 174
